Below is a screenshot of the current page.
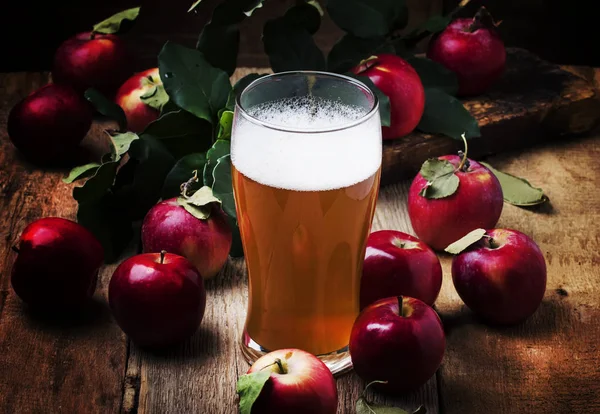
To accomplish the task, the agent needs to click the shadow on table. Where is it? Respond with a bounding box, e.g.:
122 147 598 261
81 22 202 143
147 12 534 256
134 325 219 364
21 296 113 333
439 295 565 340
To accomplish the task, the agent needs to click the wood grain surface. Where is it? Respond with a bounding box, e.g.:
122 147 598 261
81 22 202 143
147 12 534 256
0 72 599 413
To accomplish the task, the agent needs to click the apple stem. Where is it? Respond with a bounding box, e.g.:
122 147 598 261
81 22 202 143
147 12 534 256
456 133 470 172
180 170 199 198
398 296 406 317
160 250 167 264
467 7 497 33
484 236 499 249
11 245 19 254
89 31 96 40
274 358 286 375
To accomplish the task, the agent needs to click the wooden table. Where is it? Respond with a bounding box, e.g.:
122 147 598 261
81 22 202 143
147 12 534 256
1 72 599 413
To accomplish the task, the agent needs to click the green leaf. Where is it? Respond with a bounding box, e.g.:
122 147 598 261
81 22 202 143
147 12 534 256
218 110 234 140
162 153 207 199
226 73 266 110
188 0 202 12
409 14 451 36
237 371 271 414
444 228 486 254
417 88 480 139
110 132 139 160
140 83 169 112
418 158 459 199
204 140 231 187
327 0 406 38
185 185 222 207
406 57 458 96
196 3 246 76
142 110 213 158
227 215 244 257
419 158 454 181
348 74 391 127
243 0 265 16
158 42 231 124
92 7 140 34
327 35 393 73
283 1 323 34
77 196 133 263
481 162 548 206
212 154 236 219
356 398 413 414
85 88 127 131
73 162 119 205
113 136 176 221
263 11 326 72
63 162 101 184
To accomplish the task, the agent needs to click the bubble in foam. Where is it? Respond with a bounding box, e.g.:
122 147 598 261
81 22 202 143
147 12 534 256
232 97 382 192
247 96 368 130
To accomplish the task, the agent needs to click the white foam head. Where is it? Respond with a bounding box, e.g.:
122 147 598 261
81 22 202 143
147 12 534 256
231 96 382 191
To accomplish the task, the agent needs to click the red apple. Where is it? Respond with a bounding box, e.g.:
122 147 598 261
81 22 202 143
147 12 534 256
246 348 337 414
361 230 442 309
141 199 232 279
109 251 206 347
115 68 162 133
350 296 445 393
427 7 506 96
408 155 503 251
7 83 92 164
11 217 103 308
351 54 425 139
452 228 547 325
53 32 129 96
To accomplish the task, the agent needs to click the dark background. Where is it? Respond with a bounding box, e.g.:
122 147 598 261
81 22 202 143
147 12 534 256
1 0 597 73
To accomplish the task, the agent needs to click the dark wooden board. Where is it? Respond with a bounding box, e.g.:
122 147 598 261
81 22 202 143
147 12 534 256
380 48 600 185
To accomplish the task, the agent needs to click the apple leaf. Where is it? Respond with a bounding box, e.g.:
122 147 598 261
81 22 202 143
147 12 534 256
162 153 207 199
418 158 459 199
188 0 203 12
73 161 119 205
227 215 244 257
356 398 421 414
481 162 548 206
444 228 486 254
92 7 140 34
176 186 221 220
327 0 406 38
140 83 169 112
327 35 393 73
417 88 480 140
63 162 101 184
212 154 236 219
407 14 451 37
406 57 458 96
158 42 231 125
237 371 271 414
218 110 234 140
110 132 140 160
77 196 133 263
185 185 222 206
196 2 246 76
143 110 213 158
204 140 231 187
347 74 391 127
263 5 326 72
85 88 127 131
282 1 323 34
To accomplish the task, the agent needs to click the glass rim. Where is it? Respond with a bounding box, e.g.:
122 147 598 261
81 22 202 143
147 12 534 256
235 70 380 134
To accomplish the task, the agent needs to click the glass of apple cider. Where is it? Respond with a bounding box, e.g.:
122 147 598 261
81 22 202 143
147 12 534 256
231 71 381 375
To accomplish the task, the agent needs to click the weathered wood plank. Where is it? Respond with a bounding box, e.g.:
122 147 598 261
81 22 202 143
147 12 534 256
436 134 600 413
0 73 128 414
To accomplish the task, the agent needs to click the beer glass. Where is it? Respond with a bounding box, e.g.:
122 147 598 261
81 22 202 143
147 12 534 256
231 71 382 374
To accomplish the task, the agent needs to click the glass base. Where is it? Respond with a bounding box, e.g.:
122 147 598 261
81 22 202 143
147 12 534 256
241 330 353 376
